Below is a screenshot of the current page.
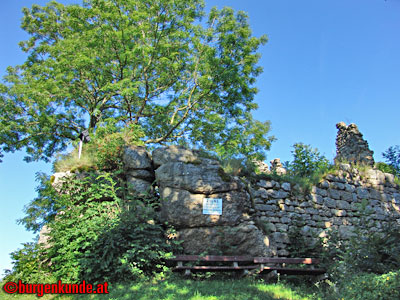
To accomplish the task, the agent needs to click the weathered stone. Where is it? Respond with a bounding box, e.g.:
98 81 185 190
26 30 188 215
272 232 290 244
340 191 353 202
331 182 345 190
324 197 336 208
368 189 381 200
252 160 270 174
123 145 152 170
334 122 374 166
267 189 288 199
152 146 201 167
126 176 153 194
160 187 248 228
276 223 289 231
385 173 396 186
310 194 324 204
337 200 350 210
338 226 356 238
155 161 238 194
299 202 311 208
255 188 268 199
357 187 369 199
338 163 351 172
281 182 291 192
270 158 287 175
344 183 355 193
257 180 274 189
329 189 341 200
38 225 51 249
315 188 328 197
126 169 155 181
319 180 330 189
177 224 271 256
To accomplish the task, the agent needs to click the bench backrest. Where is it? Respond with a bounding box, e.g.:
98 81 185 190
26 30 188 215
170 255 254 262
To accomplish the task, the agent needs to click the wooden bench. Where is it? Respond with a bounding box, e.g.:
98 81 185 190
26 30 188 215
169 255 326 277
253 257 326 277
169 255 258 276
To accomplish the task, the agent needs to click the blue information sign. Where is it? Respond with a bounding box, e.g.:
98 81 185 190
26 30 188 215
203 198 222 215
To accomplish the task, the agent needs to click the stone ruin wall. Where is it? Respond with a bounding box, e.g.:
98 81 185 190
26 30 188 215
45 122 400 257
250 164 400 256
140 145 400 257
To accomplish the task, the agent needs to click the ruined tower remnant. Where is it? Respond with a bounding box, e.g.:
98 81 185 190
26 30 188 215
334 122 374 166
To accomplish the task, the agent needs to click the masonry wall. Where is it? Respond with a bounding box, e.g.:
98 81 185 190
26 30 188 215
250 163 400 256
47 145 400 257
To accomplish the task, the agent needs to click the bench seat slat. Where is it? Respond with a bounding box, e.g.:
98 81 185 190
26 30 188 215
174 265 259 272
260 267 326 275
254 257 320 264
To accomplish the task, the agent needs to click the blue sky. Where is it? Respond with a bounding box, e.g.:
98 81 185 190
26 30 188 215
1 0 399 278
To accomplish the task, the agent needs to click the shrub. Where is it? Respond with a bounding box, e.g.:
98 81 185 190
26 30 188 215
375 162 398 176
80 195 180 284
54 119 145 172
382 145 400 176
332 271 400 300
12 171 179 284
3 242 54 284
322 212 400 279
285 143 330 178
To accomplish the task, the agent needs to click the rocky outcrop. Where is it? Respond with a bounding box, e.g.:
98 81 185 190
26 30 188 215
42 123 400 258
335 122 374 166
123 145 154 194
153 146 271 256
270 158 287 175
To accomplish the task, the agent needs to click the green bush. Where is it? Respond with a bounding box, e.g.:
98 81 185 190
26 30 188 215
285 143 330 178
332 271 400 300
54 119 145 172
80 195 180 284
3 242 54 284
375 162 397 175
382 145 400 176
11 171 179 284
322 212 400 279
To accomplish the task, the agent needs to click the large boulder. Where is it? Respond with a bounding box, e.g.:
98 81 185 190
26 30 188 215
123 145 155 194
152 146 202 167
155 161 238 194
123 145 153 170
160 187 249 228
177 224 272 256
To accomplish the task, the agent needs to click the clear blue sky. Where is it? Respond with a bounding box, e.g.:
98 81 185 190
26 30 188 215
1 0 399 278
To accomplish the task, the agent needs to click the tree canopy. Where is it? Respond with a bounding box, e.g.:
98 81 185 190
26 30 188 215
0 0 274 162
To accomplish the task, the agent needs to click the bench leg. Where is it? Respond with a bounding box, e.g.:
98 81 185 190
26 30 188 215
184 269 191 276
264 270 278 281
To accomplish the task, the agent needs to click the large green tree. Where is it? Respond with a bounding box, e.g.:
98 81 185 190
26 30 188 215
0 0 273 162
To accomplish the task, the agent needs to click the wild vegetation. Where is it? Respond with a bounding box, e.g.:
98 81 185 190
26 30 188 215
0 0 274 163
1 1 400 299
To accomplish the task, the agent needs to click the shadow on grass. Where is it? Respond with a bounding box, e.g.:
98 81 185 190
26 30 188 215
61 276 313 300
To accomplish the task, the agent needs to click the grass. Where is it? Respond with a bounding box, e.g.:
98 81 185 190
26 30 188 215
53 148 98 173
0 276 319 300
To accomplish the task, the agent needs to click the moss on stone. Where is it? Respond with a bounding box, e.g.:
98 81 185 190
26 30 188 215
217 167 232 182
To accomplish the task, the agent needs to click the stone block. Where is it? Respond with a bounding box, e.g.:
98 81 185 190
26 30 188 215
281 182 291 191
329 189 341 200
257 180 274 189
160 187 248 228
155 161 238 194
